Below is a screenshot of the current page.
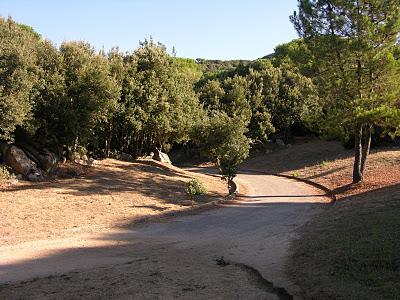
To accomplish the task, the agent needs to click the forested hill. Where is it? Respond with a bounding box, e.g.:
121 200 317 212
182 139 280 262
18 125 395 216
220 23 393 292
195 59 251 73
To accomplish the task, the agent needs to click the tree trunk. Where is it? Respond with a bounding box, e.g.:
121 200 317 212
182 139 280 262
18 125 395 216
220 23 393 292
353 124 363 183
353 123 373 183
360 124 372 180
228 177 235 195
105 122 112 158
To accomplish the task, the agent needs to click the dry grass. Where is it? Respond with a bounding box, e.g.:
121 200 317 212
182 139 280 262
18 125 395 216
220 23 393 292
244 138 400 299
0 159 226 246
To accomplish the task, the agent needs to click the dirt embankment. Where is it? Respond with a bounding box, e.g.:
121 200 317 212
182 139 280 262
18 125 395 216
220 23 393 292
243 138 400 299
243 138 400 199
0 159 226 246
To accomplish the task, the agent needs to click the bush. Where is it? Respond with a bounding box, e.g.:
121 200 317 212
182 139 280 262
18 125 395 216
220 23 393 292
0 164 16 181
185 178 207 197
70 146 88 161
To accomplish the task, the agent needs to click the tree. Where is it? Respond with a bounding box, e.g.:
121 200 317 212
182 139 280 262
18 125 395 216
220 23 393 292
291 0 400 183
0 17 40 140
59 41 119 154
32 39 66 152
192 112 250 194
269 39 316 77
173 57 203 84
115 39 203 157
270 64 318 138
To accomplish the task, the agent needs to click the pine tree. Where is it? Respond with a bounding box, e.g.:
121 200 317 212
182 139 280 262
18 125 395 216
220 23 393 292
291 0 400 183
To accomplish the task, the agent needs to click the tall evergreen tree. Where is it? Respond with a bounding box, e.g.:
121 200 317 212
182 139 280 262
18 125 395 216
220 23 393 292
291 0 400 183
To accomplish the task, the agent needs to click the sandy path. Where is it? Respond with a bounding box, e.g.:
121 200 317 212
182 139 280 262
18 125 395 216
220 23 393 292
0 171 329 299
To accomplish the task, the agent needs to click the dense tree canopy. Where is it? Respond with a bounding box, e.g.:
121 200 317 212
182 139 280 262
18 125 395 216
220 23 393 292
0 17 40 140
1 5 398 183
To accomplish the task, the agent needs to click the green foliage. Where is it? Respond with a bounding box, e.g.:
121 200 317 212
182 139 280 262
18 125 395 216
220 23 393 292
173 57 203 83
269 39 315 77
196 57 317 141
192 112 250 192
291 0 400 137
0 17 40 140
291 0 400 181
196 59 251 74
112 39 203 157
5 11 397 178
185 178 207 197
59 41 120 149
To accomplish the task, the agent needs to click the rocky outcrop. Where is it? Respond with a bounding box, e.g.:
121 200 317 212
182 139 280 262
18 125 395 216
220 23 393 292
120 152 133 162
17 142 58 172
3 145 43 180
153 148 171 164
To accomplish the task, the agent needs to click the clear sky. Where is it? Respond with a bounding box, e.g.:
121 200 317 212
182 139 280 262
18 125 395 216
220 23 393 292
1 0 299 60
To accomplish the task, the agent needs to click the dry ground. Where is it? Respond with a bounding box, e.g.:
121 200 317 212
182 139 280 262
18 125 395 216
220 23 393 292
244 138 400 299
0 159 226 246
243 137 400 199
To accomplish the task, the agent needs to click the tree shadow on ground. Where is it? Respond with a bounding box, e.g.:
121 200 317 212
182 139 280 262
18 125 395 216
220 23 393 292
242 139 399 175
1 159 223 206
0 199 326 291
289 183 400 300
242 139 353 174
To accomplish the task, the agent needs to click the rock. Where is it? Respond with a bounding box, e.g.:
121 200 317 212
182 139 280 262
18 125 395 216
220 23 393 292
181 200 195 206
37 149 58 172
120 152 133 162
86 158 97 167
27 170 44 182
276 139 285 147
153 148 171 164
17 142 58 173
4 146 36 176
3 145 44 181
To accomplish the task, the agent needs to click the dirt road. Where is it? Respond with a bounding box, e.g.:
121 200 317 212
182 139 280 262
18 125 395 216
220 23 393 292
0 171 329 299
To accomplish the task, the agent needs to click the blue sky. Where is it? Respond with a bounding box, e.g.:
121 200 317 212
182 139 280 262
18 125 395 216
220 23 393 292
1 0 299 60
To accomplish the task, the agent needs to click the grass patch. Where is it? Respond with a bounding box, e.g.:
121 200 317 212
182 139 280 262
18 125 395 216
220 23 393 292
288 185 400 299
319 160 330 169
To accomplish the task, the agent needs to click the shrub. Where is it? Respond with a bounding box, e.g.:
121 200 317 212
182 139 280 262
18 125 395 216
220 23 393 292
185 178 207 198
0 164 16 181
292 171 300 177
70 146 88 161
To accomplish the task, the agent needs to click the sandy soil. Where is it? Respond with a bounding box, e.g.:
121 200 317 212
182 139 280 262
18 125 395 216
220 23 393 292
0 159 226 246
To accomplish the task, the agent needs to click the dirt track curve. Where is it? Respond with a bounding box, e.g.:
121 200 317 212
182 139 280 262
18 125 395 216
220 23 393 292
0 170 329 299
